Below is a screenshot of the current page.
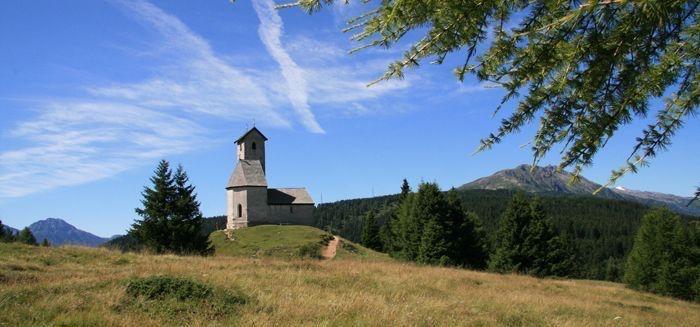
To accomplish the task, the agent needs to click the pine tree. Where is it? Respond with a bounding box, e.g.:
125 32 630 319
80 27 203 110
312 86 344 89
171 165 211 255
625 207 699 301
391 192 419 260
400 179 411 200
417 217 450 265
17 228 37 246
489 194 530 273
361 210 382 251
130 161 211 255
445 189 488 269
390 183 488 267
490 194 574 277
131 160 176 254
41 238 50 247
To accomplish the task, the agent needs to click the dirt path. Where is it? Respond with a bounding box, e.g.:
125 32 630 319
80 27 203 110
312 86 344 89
321 236 339 260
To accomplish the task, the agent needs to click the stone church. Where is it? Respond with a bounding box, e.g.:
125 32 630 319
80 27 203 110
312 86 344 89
226 127 315 229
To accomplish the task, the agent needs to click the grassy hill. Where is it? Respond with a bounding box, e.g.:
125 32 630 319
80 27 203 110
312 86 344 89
1 242 699 325
209 225 386 261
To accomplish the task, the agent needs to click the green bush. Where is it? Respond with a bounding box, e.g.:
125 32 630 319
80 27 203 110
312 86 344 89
121 275 249 323
126 276 213 301
298 243 322 259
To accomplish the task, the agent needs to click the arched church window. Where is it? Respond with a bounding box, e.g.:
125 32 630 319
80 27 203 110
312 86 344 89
252 142 257 150
238 204 242 218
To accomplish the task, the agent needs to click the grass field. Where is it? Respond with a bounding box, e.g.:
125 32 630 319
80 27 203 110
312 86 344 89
1 233 699 325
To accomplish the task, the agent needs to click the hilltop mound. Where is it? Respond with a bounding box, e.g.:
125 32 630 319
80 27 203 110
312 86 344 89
209 225 386 261
1 242 698 325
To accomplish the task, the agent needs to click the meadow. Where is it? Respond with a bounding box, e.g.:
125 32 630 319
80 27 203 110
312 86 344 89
1 235 699 326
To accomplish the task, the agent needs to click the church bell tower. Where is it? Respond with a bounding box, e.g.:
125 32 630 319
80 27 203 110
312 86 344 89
235 127 267 173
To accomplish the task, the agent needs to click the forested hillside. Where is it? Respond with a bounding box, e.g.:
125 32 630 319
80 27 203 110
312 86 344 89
314 189 699 281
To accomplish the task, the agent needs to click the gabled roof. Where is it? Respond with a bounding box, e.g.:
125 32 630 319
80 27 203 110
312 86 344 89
235 127 268 144
268 188 315 205
227 160 267 188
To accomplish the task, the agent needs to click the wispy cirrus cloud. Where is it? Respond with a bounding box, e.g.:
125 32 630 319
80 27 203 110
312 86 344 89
252 0 325 134
0 102 202 197
0 0 416 198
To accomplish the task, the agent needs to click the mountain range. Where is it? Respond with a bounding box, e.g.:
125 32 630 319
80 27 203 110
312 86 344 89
459 164 700 217
2 218 113 247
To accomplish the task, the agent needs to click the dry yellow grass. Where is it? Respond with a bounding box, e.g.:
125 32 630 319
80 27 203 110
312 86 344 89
1 242 698 326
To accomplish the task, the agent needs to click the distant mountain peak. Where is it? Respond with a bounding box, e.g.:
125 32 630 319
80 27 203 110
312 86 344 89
28 218 109 247
460 164 699 217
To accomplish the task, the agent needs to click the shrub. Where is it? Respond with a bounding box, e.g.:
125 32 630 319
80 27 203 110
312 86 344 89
126 276 213 301
122 275 249 323
298 243 322 259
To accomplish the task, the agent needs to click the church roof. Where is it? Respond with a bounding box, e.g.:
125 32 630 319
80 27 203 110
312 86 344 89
268 188 315 205
227 160 267 188
235 127 268 144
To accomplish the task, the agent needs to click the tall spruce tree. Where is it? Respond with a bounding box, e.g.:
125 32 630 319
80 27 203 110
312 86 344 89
390 183 488 267
391 189 421 261
17 227 37 246
489 194 575 277
171 165 211 254
131 161 211 255
361 210 382 251
400 179 411 200
131 160 175 253
446 189 488 269
625 207 699 301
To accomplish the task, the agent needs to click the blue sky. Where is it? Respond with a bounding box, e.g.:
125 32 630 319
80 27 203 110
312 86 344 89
1 0 698 237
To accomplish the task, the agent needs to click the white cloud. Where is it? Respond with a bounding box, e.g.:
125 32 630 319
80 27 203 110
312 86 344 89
0 0 415 198
0 102 203 197
252 0 325 133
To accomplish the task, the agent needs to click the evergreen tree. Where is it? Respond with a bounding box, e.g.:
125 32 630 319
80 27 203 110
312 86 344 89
131 161 211 255
390 183 489 267
490 194 574 277
131 160 175 253
0 219 5 241
625 207 699 301
391 191 420 260
417 217 450 265
361 210 382 251
400 179 411 200
17 228 37 246
445 189 488 269
41 238 50 247
171 165 211 255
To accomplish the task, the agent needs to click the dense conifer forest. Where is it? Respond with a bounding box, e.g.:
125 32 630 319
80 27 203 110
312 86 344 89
313 189 699 281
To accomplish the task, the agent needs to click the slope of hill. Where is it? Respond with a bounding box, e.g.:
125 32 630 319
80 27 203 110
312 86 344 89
209 225 386 261
2 224 18 235
459 164 700 216
29 218 109 247
1 242 698 325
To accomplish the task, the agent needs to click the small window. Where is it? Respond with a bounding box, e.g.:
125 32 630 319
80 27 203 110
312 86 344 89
238 204 243 218
290 206 294 214
252 142 257 150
